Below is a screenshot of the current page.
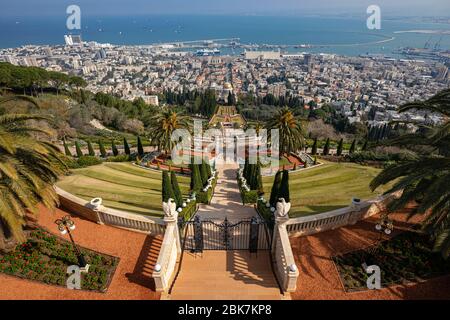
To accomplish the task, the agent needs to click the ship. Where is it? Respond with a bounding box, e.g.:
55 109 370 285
195 48 221 56
294 44 312 49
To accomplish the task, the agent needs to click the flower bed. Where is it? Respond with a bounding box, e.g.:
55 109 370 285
332 231 450 292
0 228 119 292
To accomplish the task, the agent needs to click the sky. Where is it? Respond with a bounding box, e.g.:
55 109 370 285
0 0 449 17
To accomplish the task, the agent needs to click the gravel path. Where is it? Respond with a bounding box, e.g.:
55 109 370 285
0 205 162 300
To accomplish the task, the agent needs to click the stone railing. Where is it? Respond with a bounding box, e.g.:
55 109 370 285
152 213 181 292
285 191 402 237
55 186 165 235
272 216 299 292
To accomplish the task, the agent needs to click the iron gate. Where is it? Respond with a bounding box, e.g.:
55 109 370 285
180 216 271 251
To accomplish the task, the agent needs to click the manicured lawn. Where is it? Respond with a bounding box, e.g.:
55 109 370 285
56 162 190 217
332 232 450 291
0 228 118 292
262 161 392 217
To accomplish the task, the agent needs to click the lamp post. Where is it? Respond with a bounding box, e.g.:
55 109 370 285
55 215 89 272
375 214 394 242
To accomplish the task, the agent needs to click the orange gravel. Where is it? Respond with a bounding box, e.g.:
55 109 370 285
290 205 450 300
0 205 162 300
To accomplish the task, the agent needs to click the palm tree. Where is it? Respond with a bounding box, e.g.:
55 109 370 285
266 107 305 156
0 97 67 248
370 89 450 258
148 109 190 155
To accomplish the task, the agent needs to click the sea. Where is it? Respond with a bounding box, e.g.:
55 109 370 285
1 14 449 57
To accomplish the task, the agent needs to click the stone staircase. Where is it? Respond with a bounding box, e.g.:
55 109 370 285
169 250 283 300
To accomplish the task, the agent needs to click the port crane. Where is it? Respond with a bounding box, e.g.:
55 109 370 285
434 35 443 51
424 36 432 49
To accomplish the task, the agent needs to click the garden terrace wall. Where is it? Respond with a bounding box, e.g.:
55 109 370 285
54 186 166 235
285 190 402 237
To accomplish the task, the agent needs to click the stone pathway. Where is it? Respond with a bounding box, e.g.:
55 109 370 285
170 162 282 300
196 162 257 221
170 251 282 300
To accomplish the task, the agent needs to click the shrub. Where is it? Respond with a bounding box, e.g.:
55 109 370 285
257 199 274 228
197 188 212 204
180 199 197 221
76 156 102 168
240 189 258 204
106 154 130 162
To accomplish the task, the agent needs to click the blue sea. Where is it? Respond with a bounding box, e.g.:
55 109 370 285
1 14 449 57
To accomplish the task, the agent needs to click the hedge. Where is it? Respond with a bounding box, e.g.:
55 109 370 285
256 199 274 229
179 199 197 221
196 172 218 204
237 174 259 204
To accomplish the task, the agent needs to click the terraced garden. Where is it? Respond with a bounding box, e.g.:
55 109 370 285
56 162 190 216
262 161 392 218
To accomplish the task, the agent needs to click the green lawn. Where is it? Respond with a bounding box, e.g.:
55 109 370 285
56 162 190 217
262 161 392 218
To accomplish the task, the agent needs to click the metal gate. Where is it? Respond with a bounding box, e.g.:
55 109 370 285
180 216 271 251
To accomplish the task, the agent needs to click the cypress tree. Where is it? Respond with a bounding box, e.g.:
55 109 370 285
322 138 330 156
349 139 356 154
63 138 72 157
269 171 282 206
248 164 257 189
87 140 95 156
162 171 175 203
205 159 212 178
243 157 250 181
171 171 183 208
254 163 264 195
190 164 203 192
75 141 83 158
123 137 131 155
362 140 368 151
313 156 317 165
311 137 318 155
337 138 343 156
112 140 119 156
137 136 144 157
200 161 208 186
278 170 290 203
99 140 107 158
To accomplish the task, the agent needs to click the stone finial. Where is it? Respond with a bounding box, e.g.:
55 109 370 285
162 198 178 221
275 198 291 218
